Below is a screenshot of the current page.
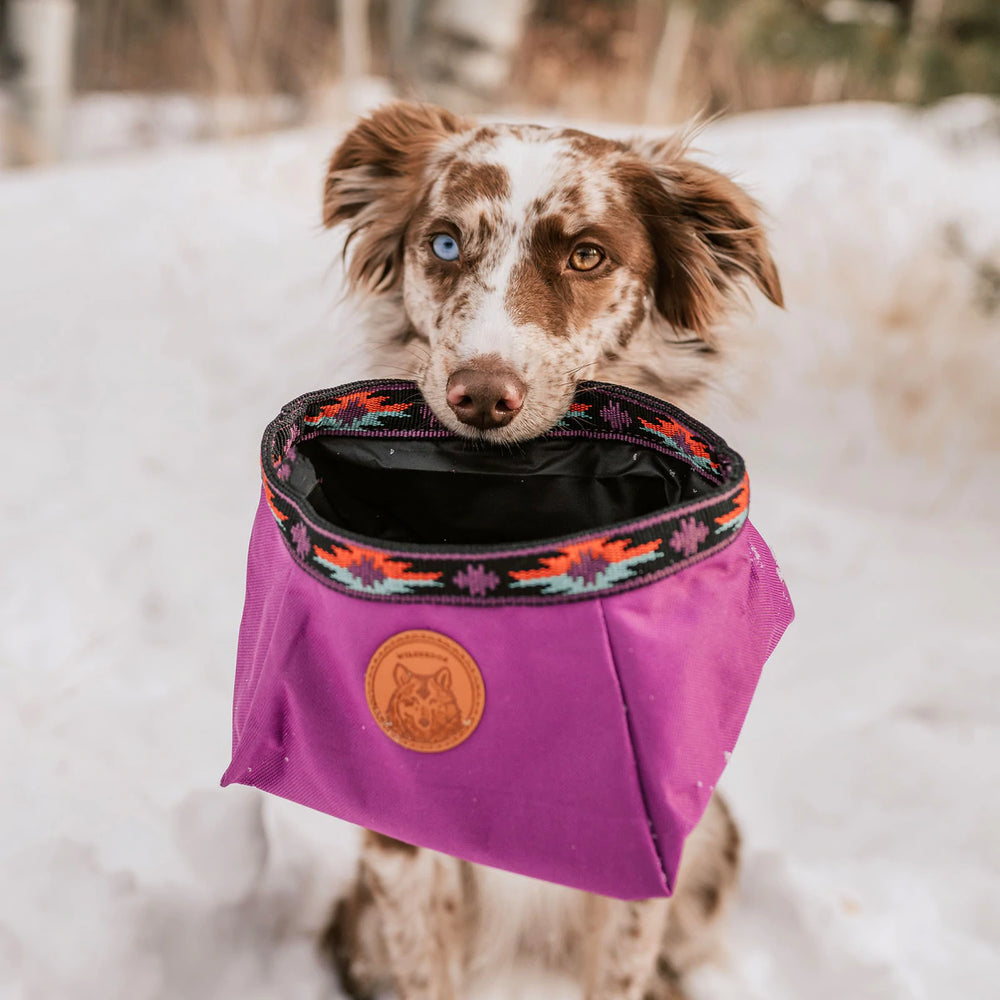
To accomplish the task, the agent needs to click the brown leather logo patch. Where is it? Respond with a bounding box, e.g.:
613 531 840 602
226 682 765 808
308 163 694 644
365 630 485 753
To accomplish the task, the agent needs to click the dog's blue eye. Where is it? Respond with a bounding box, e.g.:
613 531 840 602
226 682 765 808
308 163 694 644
431 234 460 261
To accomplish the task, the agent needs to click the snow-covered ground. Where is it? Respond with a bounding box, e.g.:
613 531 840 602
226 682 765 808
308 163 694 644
2 98 999 999
0 82 396 166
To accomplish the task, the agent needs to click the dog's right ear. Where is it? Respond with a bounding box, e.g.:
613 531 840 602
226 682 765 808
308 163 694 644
323 102 470 294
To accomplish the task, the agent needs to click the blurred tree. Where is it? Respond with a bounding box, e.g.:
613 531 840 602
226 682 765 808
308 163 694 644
386 0 534 108
917 0 1000 101
645 1 696 123
52 0 1000 119
694 0 1000 105
73 0 343 94
0 0 21 81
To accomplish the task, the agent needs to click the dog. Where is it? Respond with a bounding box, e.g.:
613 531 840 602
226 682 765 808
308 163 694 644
319 102 782 1000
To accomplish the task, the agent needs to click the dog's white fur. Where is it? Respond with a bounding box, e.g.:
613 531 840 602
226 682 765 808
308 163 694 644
320 102 782 1000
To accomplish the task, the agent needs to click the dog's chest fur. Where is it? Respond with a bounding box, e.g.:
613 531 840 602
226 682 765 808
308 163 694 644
468 866 586 976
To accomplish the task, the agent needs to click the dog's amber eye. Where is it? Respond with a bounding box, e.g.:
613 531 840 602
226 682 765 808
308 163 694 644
568 245 605 272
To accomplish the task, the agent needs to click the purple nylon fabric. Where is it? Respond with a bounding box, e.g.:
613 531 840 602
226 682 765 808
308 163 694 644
222 493 793 899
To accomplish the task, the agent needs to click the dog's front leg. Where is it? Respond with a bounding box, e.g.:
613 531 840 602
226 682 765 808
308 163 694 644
362 832 465 1000
584 896 673 1000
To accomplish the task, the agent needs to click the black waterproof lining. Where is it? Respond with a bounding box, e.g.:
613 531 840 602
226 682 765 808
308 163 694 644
293 435 714 546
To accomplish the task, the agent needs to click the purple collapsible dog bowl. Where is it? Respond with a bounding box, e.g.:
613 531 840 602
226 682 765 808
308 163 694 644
221 379 793 899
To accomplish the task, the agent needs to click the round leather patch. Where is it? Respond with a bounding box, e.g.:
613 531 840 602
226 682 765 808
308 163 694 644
365 630 485 753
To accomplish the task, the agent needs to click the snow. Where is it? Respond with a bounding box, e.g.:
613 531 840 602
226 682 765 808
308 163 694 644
0 81 398 166
2 98 999 998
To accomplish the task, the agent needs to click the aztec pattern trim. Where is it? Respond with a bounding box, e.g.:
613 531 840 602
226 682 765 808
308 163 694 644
261 380 749 606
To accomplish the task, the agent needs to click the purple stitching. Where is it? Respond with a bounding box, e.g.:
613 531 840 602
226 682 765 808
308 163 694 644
669 517 709 558
453 563 501 597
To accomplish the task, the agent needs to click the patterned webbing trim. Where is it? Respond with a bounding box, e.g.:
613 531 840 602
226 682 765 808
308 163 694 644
260 380 748 606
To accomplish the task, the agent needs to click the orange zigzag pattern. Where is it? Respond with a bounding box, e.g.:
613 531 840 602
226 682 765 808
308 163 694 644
313 543 442 582
509 537 662 581
305 391 411 423
714 474 749 528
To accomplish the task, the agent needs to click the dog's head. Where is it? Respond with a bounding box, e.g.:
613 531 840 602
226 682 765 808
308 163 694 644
323 102 782 442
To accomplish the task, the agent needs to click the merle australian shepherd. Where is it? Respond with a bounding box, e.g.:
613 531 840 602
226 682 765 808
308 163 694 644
320 102 782 1000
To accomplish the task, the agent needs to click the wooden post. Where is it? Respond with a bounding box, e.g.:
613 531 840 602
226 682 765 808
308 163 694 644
7 0 77 164
340 0 371 110
895 0 946 103
645 1 697 126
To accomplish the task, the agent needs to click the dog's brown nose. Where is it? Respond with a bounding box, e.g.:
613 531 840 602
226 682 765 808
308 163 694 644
446 367 526 430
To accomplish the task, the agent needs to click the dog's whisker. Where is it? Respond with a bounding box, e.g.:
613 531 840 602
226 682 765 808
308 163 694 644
561 358 601 379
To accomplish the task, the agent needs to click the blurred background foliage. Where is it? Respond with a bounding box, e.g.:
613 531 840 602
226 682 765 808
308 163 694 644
2 0 999 166
58 0 1000 119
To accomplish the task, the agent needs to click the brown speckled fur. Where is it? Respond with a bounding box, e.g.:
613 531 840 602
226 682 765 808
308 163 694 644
318 102 777 1000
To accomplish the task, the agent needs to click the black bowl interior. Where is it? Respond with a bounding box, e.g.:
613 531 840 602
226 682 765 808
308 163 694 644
291 434 715 546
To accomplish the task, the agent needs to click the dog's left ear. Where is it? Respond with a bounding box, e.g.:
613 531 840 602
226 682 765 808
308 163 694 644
323 102 471 294
623 137 783 337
